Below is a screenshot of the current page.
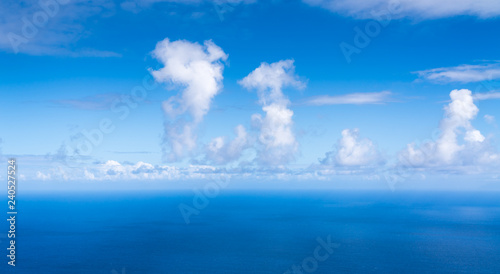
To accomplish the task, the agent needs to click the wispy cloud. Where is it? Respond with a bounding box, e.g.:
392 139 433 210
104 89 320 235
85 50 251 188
51 93 124 110
0 0 258 56
0 0 120 56
120 0 256 13
415 63 500 84
474 91 500 100
302 91 393 106
484 114 496 124
303 0 500 19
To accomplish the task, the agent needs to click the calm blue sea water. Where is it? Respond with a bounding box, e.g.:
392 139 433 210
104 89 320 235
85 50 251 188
2 190 500 273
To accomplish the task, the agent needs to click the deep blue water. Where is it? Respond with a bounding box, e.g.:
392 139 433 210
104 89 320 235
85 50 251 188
2 190 500 273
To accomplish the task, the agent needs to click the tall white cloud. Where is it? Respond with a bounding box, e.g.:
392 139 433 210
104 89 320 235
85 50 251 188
303 0 500 19
239 60 305 165
400 89 498 168
321 128 383 166
151 38 228 162
437 89 484 162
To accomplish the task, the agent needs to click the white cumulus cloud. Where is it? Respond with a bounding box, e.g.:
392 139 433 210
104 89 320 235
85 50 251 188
151 38 228 162
399 89 498 169
239 59 305 165
321 128 384 166
205 125 252 164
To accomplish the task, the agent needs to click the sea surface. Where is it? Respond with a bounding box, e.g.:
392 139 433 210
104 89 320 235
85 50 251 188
2 190 500 273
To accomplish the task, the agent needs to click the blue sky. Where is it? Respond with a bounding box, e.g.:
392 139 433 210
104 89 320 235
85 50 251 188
1 0 500 190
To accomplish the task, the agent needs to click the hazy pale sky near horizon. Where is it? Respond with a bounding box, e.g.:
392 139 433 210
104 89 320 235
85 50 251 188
1 0 500 190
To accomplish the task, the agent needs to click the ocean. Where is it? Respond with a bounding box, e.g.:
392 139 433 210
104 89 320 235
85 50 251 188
2 190 500 273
